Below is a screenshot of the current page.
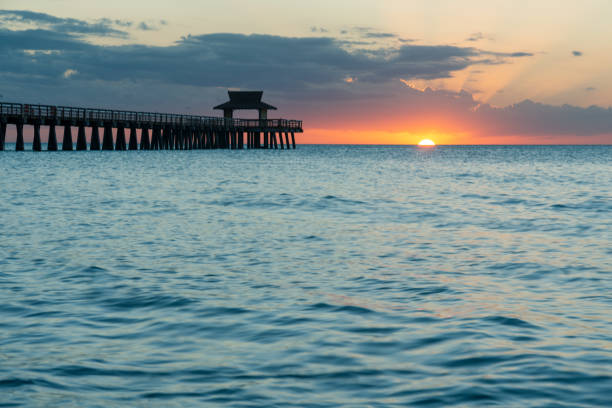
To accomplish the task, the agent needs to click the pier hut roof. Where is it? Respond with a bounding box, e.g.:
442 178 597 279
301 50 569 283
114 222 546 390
214 91 277 111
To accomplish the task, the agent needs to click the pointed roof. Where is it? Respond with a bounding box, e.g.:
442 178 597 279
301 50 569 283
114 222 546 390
214 91 277 111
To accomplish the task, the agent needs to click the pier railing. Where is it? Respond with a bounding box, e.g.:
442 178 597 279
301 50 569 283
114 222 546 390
0 102 302 130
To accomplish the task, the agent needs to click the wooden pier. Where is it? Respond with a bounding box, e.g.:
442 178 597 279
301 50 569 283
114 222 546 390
0 92 302 151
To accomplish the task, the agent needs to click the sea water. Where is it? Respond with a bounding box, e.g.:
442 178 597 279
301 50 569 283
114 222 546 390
1 145 610 407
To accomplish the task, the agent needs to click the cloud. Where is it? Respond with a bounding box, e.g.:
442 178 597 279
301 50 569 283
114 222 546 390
466 32 485 42
0 25 533 93
572 50 583 56
3 11 608 142
472 100 612 138
585 86 596 91
508 52 533 57
363 32 396 39
0 9 129 37
303 83 612 141
310 26 328 33
348 26 400 41
62 68 78 78
138 22 154 31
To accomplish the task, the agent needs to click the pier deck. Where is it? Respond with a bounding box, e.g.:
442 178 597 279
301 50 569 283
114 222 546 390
0 102 302 151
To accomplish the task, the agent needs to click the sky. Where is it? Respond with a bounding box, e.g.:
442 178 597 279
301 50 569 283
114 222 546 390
1 0 611 144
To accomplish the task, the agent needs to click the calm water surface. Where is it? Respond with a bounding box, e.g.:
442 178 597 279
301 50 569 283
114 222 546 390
1 145 611 407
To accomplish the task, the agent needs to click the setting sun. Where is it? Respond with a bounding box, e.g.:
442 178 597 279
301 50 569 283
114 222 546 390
418 139 436 146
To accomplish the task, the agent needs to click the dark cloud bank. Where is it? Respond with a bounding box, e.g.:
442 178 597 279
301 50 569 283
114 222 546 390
1 9 610 142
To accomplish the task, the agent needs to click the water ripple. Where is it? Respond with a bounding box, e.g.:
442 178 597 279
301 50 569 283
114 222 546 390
0 145 610 407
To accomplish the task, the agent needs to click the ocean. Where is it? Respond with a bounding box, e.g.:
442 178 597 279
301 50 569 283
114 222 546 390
1 145 610 407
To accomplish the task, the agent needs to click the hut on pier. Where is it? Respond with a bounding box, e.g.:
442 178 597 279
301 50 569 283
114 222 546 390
214 91 276 120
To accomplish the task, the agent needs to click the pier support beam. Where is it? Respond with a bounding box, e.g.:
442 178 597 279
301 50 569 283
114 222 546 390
159 126 165 150
150 127 158 150
154 127 160 150
16 122 24 151
128 125 138 150
76 124 87 150
166 126 172 150
33 123 42 151
272 131 278 149
173 127 180 150
192 128 199 149
0 121 6 151
102 124 114 150
48 123 58 151
90 125 100 150
163 126 169 150
284 132 290 150
291 132 296 149
279 131 284 149
115 125 126 150
62 124 73 151
141 126 150 150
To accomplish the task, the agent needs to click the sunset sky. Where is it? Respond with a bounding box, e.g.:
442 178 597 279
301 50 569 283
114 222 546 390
1 0 611 144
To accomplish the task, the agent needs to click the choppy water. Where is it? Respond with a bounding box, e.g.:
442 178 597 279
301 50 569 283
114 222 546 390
1 145 611 407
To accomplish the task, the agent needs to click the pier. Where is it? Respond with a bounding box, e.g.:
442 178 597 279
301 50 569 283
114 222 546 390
0 91 302 151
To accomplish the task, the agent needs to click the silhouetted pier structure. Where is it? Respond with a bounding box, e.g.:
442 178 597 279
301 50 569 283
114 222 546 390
0 91 301 151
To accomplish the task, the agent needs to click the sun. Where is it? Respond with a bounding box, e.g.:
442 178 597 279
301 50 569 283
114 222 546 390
417 139 436 146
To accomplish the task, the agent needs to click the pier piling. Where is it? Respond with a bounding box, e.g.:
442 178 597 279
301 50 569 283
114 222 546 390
116 125 126 151
90 125 100 150
102 124 113 150
76 124 87 150
62 125 72 151
141 126 150 150
16 122 24 151
128 125 138 150
48 123 58 151
0 120 6 151
33 123 41 151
